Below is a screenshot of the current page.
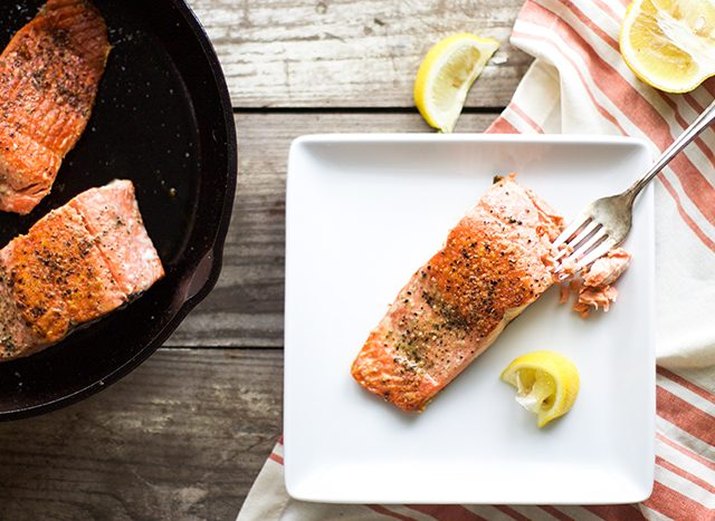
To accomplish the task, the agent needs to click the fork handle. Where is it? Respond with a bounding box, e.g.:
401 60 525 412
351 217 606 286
626 99 715 200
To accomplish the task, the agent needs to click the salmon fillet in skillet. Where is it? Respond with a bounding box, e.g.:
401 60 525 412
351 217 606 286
0 180 164 361
0 0 110 214
351 175 563 412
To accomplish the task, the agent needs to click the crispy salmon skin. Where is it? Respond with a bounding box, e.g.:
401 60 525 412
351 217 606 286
0 180 163 361
0 0 110 214
351 175 563 412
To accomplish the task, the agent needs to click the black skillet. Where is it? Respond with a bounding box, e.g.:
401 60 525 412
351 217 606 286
0 0 237 419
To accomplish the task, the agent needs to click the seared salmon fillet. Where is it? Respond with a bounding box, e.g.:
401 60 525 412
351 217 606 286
0 0 110 214
0 180 163 361
351 175 563 412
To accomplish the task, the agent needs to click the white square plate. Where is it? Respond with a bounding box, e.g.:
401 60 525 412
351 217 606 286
284 134 655 504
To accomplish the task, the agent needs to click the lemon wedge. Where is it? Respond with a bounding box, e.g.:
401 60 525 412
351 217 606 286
620 0 715 93
500 351 580 428
414 33 499 132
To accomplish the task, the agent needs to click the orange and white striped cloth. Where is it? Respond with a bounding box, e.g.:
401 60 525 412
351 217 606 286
237 1 715 519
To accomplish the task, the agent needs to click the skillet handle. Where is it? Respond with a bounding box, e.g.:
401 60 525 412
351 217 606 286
185 251 219 302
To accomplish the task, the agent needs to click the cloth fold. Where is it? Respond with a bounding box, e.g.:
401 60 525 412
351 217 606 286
238 0 715 518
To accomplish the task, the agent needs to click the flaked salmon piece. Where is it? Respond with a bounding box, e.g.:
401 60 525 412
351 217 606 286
573 286 619 318
559 248 631 318
582 248 630 288
0 180 163 361
70 180 165 295
0 0 110 214
351 175 564 412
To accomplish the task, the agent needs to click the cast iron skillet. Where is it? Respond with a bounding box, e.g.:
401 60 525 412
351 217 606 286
0 0 237 419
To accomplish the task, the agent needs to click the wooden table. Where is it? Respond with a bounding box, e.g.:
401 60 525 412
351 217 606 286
0 1 531 519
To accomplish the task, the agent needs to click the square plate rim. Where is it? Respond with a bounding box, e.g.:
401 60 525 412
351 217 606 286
288 132 653 147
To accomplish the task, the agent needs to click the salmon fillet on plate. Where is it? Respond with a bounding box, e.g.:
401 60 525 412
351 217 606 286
351 175 564 412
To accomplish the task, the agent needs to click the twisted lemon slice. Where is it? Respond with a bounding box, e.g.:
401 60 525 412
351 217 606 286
500 351 580 428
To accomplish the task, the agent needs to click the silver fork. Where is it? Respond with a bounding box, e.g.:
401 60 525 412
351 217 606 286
553 99 715 274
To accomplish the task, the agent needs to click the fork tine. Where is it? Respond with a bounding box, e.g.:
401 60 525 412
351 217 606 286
568 220 601 252
565 226 607 264
552 213 591 250
554 219 599 263
576 238 617 271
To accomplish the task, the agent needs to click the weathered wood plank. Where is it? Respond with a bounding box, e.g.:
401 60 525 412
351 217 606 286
0 348 282 521
187 0 530 108
167 112 498 347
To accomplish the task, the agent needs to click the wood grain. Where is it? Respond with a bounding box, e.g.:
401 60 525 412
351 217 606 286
0 2 527 520
167 112 497 347
0 349 283 521
186 0 531 108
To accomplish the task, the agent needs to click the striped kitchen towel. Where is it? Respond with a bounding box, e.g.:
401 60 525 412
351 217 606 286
237 0 715 519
